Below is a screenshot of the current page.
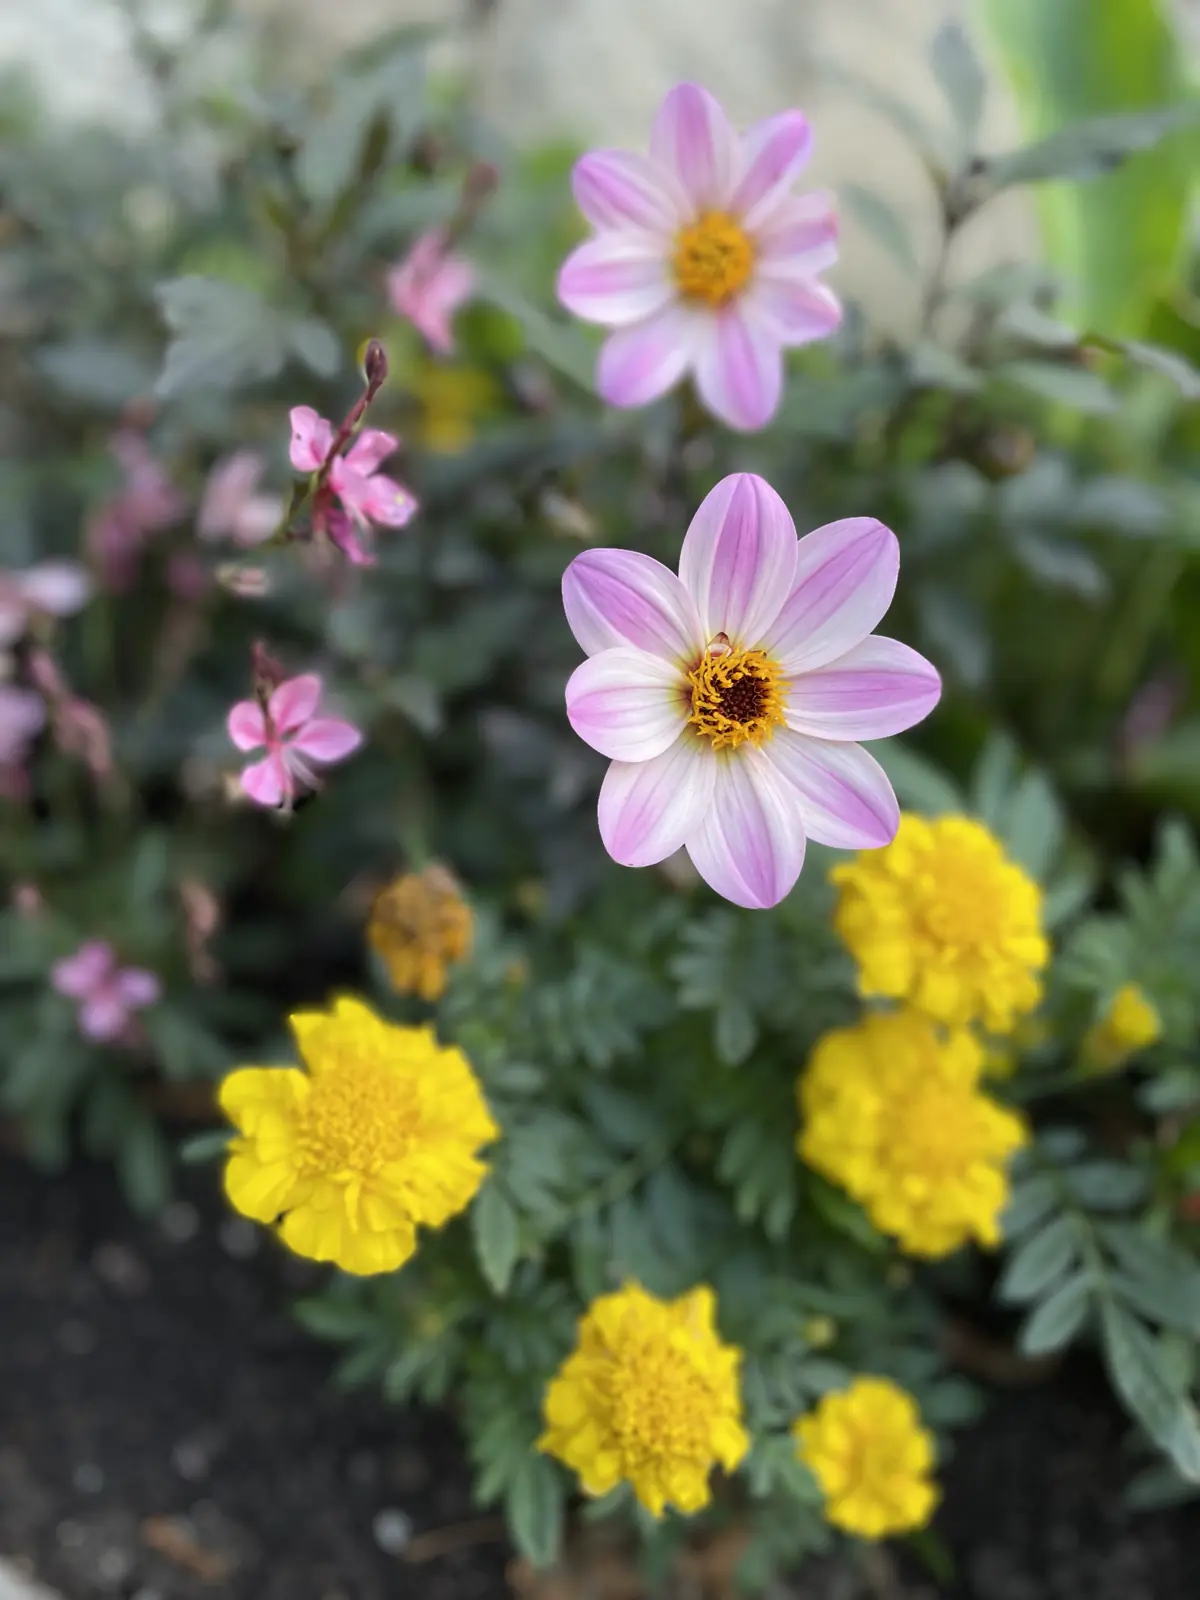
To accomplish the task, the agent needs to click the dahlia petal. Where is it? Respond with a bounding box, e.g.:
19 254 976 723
240 753 287 807
731 110 813 220
80 992 128 1041
562 547 702 661
52 940 115 999
19 561 91 617
595 304 697 409
742 276 842 348
684 751 806 909
754 190 840 273
650 83 738 211
765 729 899 849
572 149 685 234
289 717 363 763
693 304 783 432
597 736 715 867
678 472 797 645
565 648 687 762
288 405 334 472
557 236 673 328
762 517 899 674
113 967 161 1009
227 699 267 752
785 637 942 740
269 674 322 733
345 428 399 475
360 474 418 528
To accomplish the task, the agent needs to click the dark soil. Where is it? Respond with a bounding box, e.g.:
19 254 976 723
1 1149 1198 1600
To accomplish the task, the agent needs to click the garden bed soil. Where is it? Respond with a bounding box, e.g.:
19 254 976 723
1 1148 1197 1600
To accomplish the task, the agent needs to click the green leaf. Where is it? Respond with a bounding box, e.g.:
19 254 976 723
931 22 987 141
287 317 342 378
293 1296 378 1342
1001 1173 1058 1240
116 1112 172 1217
871 742 963 817
506 1455 564 1569
1003 768 1066 879
472 1180 521 1296
983 105 1196 188
1019 1271 1093 1354
840 183 919 276
714 999 757 1067
154 277 293 396
997 1213 1081 1303
1100 1299 1200 1480
474 273 596 390
1000 360 1119 414
1064 1161 1147 1210
1013 532 1109 600
35 339 155 406
1099 337 1200 399
178 1129 231 1165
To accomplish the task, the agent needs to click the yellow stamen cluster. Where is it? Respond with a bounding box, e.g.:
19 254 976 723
687 644 785 751
672 212 755 307
798 1009 1028 1258
1082 982 1162 1074
368 865 473 1002
831 814 1049 1035
794 1377 939 1539
219 996 497 1276
538 1282 750 1517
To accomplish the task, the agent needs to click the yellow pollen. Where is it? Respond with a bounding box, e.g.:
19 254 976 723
672 212 755 307
297 1062 417 1174
687 643 785 750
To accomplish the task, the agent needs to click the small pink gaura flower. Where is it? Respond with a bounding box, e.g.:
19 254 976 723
558 82 841 432
289 407 418 567
87 431 187 591
387 228 475 356
0 563 91 647
0 684 45 769
227 672 362 808
562 473 941 909
52 939 160 1042
197 452 283 547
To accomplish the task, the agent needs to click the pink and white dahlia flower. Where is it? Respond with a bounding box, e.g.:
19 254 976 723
558 82 840 432
563 474 940 909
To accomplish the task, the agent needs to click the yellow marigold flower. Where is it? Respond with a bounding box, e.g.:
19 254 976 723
794 1377 939 1539
368 865 473 1002
1082 983 1162 1073
831 814 1049 1035
413 363 495 454
538 1282 750 1517
219 996 498 1276
798 1010 1027 1258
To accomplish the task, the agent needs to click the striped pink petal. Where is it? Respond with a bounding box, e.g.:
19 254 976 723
572 149 685 234
289 406 333 472
565 648 687 763
764 729 899 849
596 305 698 409
693 304 783 432
785 637 942 741
650 83 738 212
227 700 267 752
684 751 806 909
562 548 702 661
732 110 814 224
761 517 899 674
557 236 672 328
598 735 715 868
269 675 322 734
289 718 362 764
679 473 797 646
743 276 842 348
754 191 840 274
240 753 287 807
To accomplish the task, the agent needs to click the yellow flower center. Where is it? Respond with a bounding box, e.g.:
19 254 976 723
687 640 785 750
672 212 755 307
297 1061 417 1175
607 1339 716 1469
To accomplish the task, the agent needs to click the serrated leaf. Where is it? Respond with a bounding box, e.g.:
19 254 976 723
931 22 987 141
909 341 982 394
1003 767 1065 879
998 1213 1080 1304
1064 1161 1146 1211
841 183 919 276
1019 1271 1093 1354
1013 532 1109 601
1101 1299 1200 1481
506 1455 564 1569
1001 1173 1058 1240
472 1180 521 1296
154 277 291 396
916 585 989 688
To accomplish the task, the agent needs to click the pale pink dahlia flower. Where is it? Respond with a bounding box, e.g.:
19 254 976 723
227 673 362 808
563 474 941 909
558 83 840 432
